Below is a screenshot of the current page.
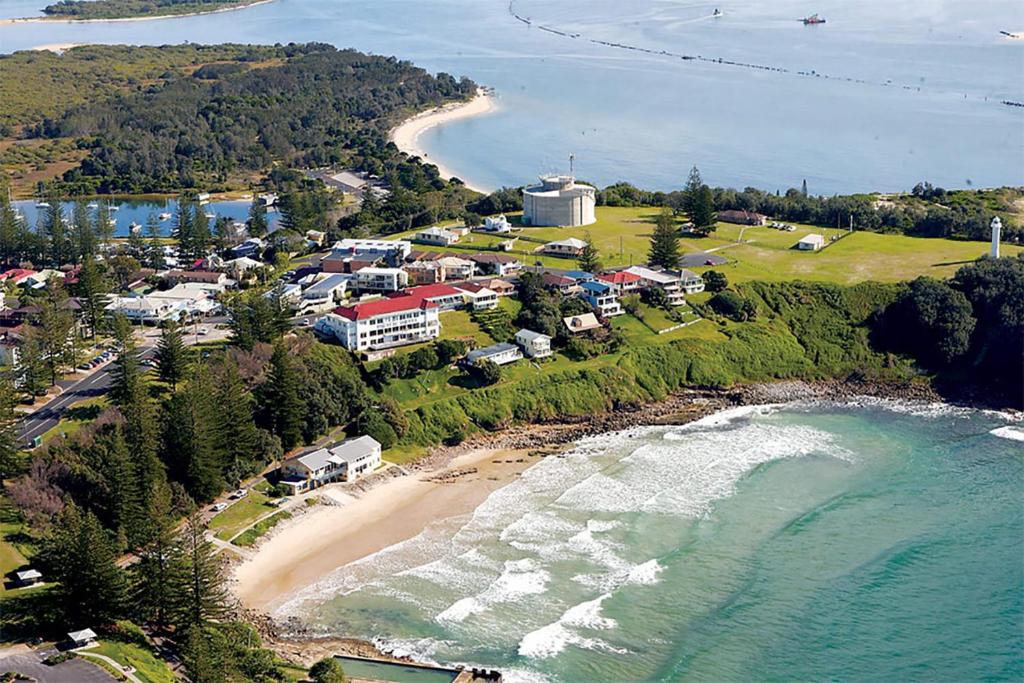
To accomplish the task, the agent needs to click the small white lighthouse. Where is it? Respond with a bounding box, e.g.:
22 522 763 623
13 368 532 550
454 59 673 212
990 216 1002 259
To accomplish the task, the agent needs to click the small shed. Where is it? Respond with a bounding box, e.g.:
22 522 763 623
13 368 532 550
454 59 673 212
68 628 98 648
796 234 825 251
14 569 42 587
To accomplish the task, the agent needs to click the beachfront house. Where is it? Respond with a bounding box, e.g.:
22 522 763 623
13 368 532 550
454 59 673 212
469 253 522 277
279 435 382 493
455 283 499 310
797 234 825 251
404 260 446 285
438 256 476 281
596 270 642 295
718 209 768 226
514 329 553 358
388 284 465 311
464 342 523 366
301 273 354 312
625 266 686 306
678 269 706 294
542 273 581 295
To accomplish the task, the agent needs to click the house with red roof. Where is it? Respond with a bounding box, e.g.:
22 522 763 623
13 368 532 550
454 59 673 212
314 296 440 351
387 283 465 312
0 268 37 285
596 270 642 295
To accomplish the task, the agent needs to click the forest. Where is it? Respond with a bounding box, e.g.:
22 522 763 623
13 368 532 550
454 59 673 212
42 0 264 19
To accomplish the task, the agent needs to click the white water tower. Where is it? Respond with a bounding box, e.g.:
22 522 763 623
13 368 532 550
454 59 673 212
990 216 1002 259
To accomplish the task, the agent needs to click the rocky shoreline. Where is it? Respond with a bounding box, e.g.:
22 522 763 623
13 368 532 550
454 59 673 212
246 376 952 666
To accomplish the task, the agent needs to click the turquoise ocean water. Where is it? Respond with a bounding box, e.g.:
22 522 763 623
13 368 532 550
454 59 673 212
277 401 1023 682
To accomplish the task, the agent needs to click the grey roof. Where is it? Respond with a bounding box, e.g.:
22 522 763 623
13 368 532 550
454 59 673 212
294 435 381 470
515 329 551 343
466 342 520 364
304 273 352 297
295 447 333 471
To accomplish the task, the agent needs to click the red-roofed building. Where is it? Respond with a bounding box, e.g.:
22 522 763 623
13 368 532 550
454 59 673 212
387 283 465 311
314 296 440 351
596 270 642 295
0 269 37 285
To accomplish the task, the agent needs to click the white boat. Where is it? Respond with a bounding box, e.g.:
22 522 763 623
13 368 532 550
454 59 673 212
159 212 172 221
87 202 98 209
108 205 119 211
129 222 142 234
35 201 50 209
204 212 216 220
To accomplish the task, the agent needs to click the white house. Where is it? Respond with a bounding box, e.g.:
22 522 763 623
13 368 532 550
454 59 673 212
414 226 461 247
797 234 825 251
563 312 602 334
264 283 303 309
678 269 705 294
279 435 382 493
596 270 643 295
105 295 181 324
328 238 411 267
301 273 354 312
483 214 512 233
14 568 42 587
455 283 499 310
625 266 686 306
465 342 523 366
469 254 522 277
315 297 440 351
542 238 588 258
355 267 409 292
437 256 475 280
389 284 465 311
579 280 623 317
515 329 552 358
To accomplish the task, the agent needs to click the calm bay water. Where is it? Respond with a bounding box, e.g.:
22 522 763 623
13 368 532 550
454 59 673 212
277 402 1024 682
0 0 1021 194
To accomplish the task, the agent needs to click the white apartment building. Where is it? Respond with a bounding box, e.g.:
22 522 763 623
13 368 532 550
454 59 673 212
438 256 475 280
414 227 460 246
314 297 440 351
355 267 409 292
625 265 686 306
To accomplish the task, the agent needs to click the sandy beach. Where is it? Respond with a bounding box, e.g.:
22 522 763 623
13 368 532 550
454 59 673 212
232 446 540 612
389 91 497 194
0 0 274 26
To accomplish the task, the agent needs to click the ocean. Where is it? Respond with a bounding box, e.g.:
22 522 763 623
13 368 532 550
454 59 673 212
1 0 1021 194
276 401 1023 682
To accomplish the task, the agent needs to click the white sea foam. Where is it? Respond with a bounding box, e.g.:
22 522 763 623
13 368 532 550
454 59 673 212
435 558 550 624
562 593 617 629
990 425 1024 442
673 403 785 431
627 559 662 585
518 597 628 659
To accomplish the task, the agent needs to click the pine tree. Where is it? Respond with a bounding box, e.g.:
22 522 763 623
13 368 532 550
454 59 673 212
38 283 75 385
0 371 22 483
42 504 129 624
214 357 260 484
802 179 808 197
156 321 189 391
164 363 222 501
146 213 166 269
127 223 148 262
40 193 70 266
76 256 109 339
110 314 141 407
176 199 195 261
181 624 230 683
171 513 231 631
16 327 47 398
192 206 211 260
259 342 303 451
95 200 116 249
577 231 602 273
247 198 268 237
0 183 19 264
690 185 716 234
133 480 184 631
682 166 703 218
648 207 681 269
71 200 96 263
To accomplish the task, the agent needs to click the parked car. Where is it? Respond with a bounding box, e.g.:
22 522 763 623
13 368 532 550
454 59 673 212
198 326 209 335
211 502 229 512
229 489 247 499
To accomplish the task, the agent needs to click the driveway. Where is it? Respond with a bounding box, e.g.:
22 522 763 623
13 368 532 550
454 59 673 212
0 650 117 682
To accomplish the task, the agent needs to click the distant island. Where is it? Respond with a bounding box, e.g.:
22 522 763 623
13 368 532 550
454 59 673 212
39 0 272 20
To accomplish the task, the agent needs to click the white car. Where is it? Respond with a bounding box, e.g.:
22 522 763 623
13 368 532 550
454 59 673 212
230 489 247 499
211 502 229 512
198 326 209 335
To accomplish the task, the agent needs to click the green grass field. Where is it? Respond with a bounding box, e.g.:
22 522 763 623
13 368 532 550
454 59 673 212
0 499 34 598
208 490 278 541
91 641 176 683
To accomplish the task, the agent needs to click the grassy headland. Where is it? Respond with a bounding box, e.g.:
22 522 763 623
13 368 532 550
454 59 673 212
39 0 270 20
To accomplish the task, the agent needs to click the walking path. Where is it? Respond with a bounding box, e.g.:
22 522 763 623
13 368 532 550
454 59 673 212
78 650 143 683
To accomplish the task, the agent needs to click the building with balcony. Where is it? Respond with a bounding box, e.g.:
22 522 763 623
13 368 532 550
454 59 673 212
315 297 440 351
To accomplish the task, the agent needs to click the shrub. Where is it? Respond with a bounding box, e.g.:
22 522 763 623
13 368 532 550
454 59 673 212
310 657 347 683
708 291 755 321
704 270 728 292
108 620 149 647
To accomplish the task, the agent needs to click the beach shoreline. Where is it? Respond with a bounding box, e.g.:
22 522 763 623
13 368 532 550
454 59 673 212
0 0 274 26
389 91 497 194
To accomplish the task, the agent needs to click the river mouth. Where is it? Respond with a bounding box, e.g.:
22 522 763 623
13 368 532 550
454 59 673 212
271 401 1024 682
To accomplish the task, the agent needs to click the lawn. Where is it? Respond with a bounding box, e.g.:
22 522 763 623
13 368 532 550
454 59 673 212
0 498 34 597
91 641 176 683
207 490 278 541
39 395 108 445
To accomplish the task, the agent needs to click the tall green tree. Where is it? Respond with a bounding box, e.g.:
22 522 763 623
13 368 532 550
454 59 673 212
71 199 97 263
132 480 184 631
257 342 303 451
163 363 222 501
156 321 189 391
648 207 680 269
247 198 268 237
109 314 141 407
75 255 109 339
0 183 21 264
214 357 260 484
175 199 195 261
37 282 75 385
170 513 231 631
0 371 22 484
146 213 166 270
689 185 717 234
95 200 116 249
577 231 602 273
40 193 70 266
41 504 128 624
16 327 48 397
192 206 212 260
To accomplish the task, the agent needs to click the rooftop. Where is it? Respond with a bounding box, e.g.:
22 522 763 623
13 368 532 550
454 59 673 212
334 297 437 320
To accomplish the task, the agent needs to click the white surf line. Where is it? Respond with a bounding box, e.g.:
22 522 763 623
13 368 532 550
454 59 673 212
505 0 1015 108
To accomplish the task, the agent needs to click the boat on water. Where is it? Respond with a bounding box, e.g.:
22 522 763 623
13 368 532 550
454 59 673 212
204 212 216 220
87 202 98 209
129 222 142 234
159 212 172 221
803 13 826 24
108 205 119 211
35 201 50 209
713 8 722 17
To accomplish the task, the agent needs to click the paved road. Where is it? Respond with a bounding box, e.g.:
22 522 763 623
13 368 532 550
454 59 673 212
0 649 118 682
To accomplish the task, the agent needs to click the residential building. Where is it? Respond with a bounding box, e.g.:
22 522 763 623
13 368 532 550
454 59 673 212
315 297 440 351
469 253 522 277
404 260 446 285
22 269 64 289
579 280 623 317
14 569 42 587
563 270 596 283
414 226 460 246
542 238 588 258
522 175 596 227
464 342 523 366
563 312 602 334
164 270 228 287
279 435 382 493
596 270 642 295
105 296 180 324
301 273 354 311
265 283 303 309
718 209 768 226
306 230 326 247
224 256 264 280
0 333 20 367
797 233 825 251
625 266 686 306
542 273 581 295
437 256 476 280
455 283 499 310
355 267 408 293
0 269 36 286
388 283 465 311
678 269 706 294
228 238 264 259
483 214 512 233
328 239 411 267
514 329 552 358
